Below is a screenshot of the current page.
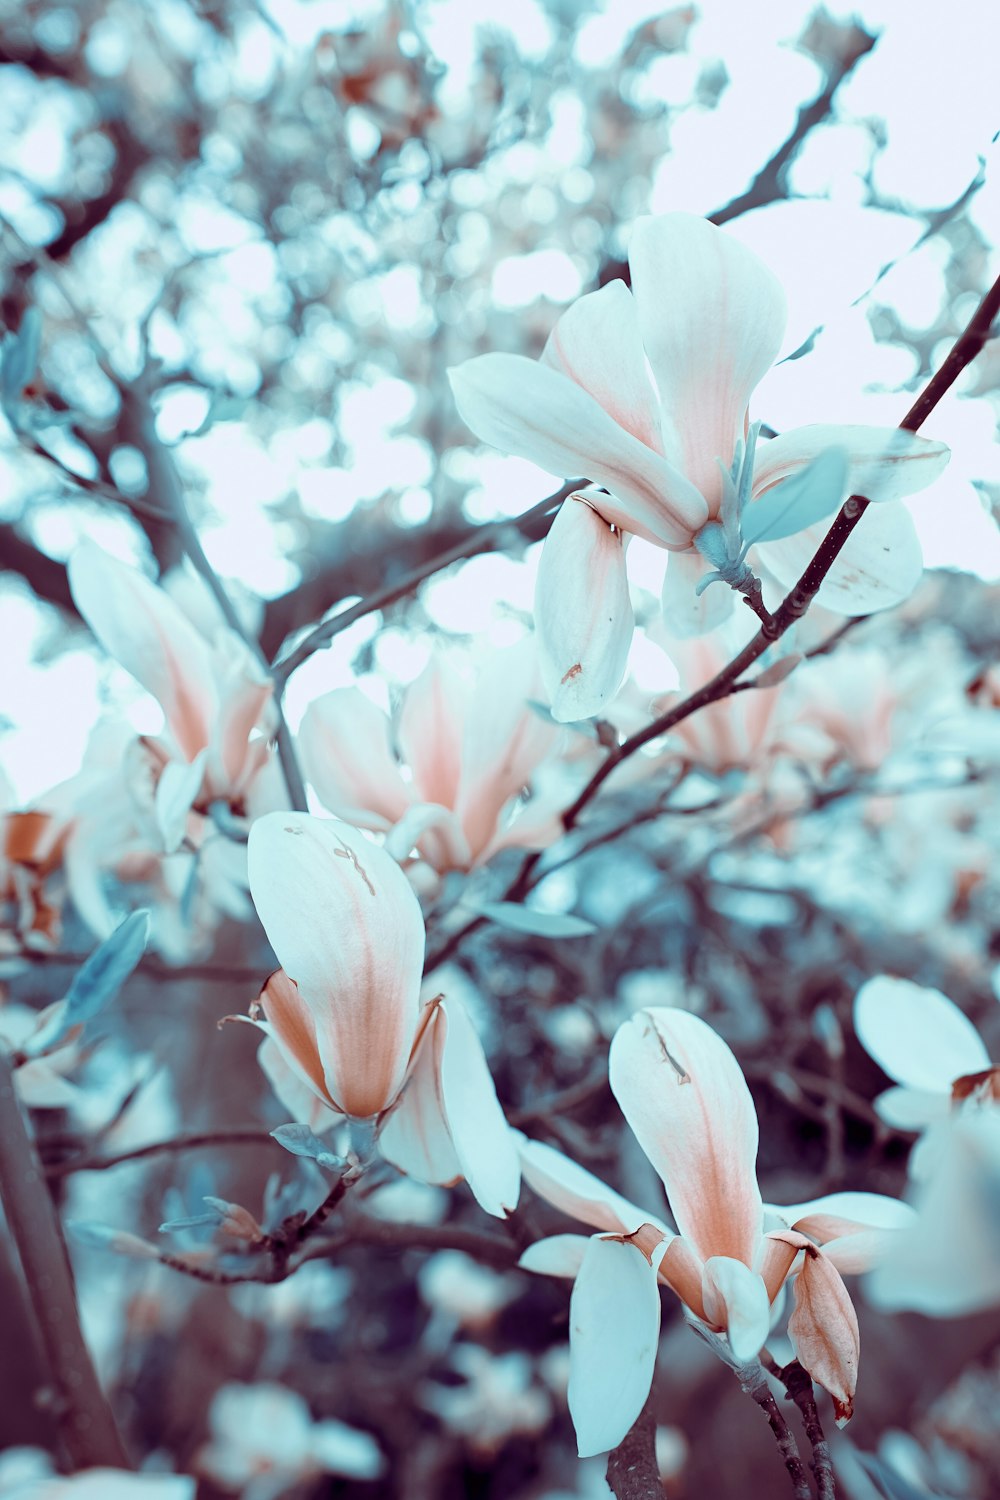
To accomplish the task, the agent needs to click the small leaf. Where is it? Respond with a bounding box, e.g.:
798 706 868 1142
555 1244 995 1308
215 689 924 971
741 447 848 546
24 910 150 1055
270 1122 344 1169
159 1212 220 1234
467 901 597 938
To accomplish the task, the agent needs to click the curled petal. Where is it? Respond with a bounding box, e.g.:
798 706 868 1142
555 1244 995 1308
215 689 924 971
257 1033 340 1134
247 813 424 1117
68 541 218 761
448 353 707 546
787 1246 860 1426
756 499 923 615
854 976 990 1093
568 1234 662 1458
775 1190 918 1240
629 213 787 505
610 1008 763 1268
542 280 665 453
256 969 338 1111
702 1255 772 1363
535 496 634 723
518 1134 666 1237
299 690 411 831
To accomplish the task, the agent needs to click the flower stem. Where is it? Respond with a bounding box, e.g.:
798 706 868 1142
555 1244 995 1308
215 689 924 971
736 1361 813 1500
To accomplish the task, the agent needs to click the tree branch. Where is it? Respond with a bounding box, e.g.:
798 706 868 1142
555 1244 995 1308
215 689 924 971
0 1048 131 1469
606 1398 664 1500
736 1361 813 1500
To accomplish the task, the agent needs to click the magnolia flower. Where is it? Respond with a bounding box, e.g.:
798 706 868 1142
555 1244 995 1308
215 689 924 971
652 623 788 775
245 812 519 1217
0 1003 84 1111
449 212 949 721
518 1008 913 1456
196 1383 384 1499
854 975 998 1131
0 1448 193 1500
298 642 560 875
68 541 274 851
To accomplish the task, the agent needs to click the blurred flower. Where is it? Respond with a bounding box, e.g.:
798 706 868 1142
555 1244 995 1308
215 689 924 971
450 213 949 720
0 1446 192 1499
298 640 560 875
0 768 71 953
245 812 520 1216
854 975 998 1132
68 541 275 852
519 1008 914 1456
0 1001 84 1111
421 1346 551 1457
196 1382 384 1499
867 1109 1000 1317
418 1249 520 1332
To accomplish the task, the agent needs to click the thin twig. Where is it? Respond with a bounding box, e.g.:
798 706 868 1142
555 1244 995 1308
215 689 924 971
737 1361 813 1499
42 1127 277 1179
763 1352 836 1500
0 1049 132 1469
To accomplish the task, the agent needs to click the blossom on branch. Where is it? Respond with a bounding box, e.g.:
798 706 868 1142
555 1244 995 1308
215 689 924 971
298 641 560 875
244 812 520 1217
449 212 950 720
518 1007 914 1456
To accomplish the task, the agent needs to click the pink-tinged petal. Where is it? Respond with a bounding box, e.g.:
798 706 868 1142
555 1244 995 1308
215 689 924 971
541 281 664 453
702 1256 772 1363
568 1234 662 1458
154 752 207 852
628 213 787 506
774 1190 918 1240
752 424 950 507
518 1135 668 1237
658 1236 707 1320
448 354 707 547
519 1233 591 1279
68 541 218 761
435 996 520 1217
867 1112 1000 1317
256 969 338 1110
257 1034 341 1133
380 998 519 1217
873 1085 951 1131
535 497 634 723
210 638 273 791
247 813 424 1117
397 657 466 811
378 1007 463 1188
817 1229 900 1276
755 499 923 615
299 690 412 831
787 1246 860 1426
661 548 735 638
610 1008 763 1268
854 976 990 1093
382 803 472 873
758 1232 802 1304
453 640 559 860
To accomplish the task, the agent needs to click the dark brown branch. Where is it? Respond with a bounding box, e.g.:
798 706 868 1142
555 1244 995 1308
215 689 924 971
606 1399 664 1500
0 1049 131 1469
737 1362 813 1500
42 1128 278 1180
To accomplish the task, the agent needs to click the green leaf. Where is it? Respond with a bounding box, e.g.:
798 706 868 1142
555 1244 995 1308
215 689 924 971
741 447 848 546
467 901 597 938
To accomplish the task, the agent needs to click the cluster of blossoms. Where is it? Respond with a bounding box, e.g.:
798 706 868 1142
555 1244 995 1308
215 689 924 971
3 210 998 1491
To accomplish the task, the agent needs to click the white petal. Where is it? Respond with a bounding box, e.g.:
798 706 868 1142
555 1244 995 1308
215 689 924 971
755 499 923 615
568 1235 662 1458
436 996 521 1217
874 1087 951 1131
702 1255 771 1363
535 496 634 722
752 424 950 506
629 213 786 505
397 656 467 810
772 1191 918 1235
378 1008 463 1187
854 976 990 1092
518 1135 666 1236
519 1233 591 1278
448 354 707 546
298 689 411 830
661 549 735 638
